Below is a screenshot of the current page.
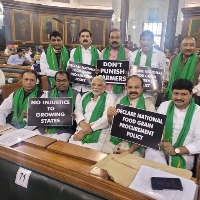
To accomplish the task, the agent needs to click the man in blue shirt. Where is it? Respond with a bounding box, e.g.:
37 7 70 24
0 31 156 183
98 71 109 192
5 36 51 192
7 48 31 66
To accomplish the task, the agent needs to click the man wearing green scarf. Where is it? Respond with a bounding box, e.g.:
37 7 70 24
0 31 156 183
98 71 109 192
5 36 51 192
145 79 200 170
69 29 101 95
0 70 44 128
164 36 200 104
68 76 114 151
40 31 69 89
101 28 132 101
129 30 166 104
102 75 155 156
38 71 79 142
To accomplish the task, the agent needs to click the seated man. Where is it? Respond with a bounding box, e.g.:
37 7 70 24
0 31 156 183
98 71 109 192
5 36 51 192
145 79 200 170
102 75 155 156
68 76 114 151
0 69 43 128
38 70 79 142
0 69 5 87
7 47 31 66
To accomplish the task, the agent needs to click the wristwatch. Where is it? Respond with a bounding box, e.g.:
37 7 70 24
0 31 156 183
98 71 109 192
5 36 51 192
175 148 180 155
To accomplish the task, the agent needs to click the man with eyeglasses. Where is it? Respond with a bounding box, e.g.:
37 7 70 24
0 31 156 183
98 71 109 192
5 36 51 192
129 30 166 105
164 36 200 105
0 70 44 128
101 28 133 101
69 29 101 95
40 31 69 89
38 71 79 141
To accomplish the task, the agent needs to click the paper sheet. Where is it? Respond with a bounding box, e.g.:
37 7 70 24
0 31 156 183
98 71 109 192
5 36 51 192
0 129 38 147
129 165 197 200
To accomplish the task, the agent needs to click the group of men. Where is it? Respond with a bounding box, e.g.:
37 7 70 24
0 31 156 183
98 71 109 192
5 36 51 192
1 27 200 172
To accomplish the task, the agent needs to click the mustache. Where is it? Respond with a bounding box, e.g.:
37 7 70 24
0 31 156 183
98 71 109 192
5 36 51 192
112 41 118 44
83 39 88 42
129 91 138 95
174 99 184 102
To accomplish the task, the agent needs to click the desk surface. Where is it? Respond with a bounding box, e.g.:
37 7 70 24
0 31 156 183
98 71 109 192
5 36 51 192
0 135 153 200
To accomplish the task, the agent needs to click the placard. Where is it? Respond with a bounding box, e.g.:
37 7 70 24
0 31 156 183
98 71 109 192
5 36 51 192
111 104 166 150
130 66 163 91
67 61 96 85
27 98 73 126
97 60 129 84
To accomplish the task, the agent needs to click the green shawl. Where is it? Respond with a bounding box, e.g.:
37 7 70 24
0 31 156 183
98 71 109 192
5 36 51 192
81 91 107 144
103 45 126 94
11 86 39 128
164 99 196 169
46 45 69 88
134 48 153 67
165 53 197 99
73 45 99 66
45 87 74 134
110 94 146 154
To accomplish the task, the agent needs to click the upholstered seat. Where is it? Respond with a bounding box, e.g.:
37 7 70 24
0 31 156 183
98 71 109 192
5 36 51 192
0 158 107 200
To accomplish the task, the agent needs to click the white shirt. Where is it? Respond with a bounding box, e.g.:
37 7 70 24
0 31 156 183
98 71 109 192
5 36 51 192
0 92 15 125
25 52 32 62
115 96 155 112
0 69 5 86
157 100 200 169
129 47 166 69
40 51 57 77
129 47 167 98
193 74 200 96
69 46 101 93
75 92 114 133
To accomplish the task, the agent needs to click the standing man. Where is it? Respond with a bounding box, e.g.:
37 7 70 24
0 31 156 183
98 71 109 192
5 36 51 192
145 79 200 170
102 75 155 156
101 28 133 101
164 36 200 102
40 31 69 89
0 70 44 128
130 30 166 104
69 29 101 95
38 71 79 141
68 76 114 151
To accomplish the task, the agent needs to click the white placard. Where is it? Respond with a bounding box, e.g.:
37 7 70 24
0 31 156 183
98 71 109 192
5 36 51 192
15 167 32 188
0 129 38 147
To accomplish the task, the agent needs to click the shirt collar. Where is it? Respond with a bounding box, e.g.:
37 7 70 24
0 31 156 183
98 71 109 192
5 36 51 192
81 45 91 51
53 47 62 54
174 102 190 112
129 96 140 105
139 47 156 54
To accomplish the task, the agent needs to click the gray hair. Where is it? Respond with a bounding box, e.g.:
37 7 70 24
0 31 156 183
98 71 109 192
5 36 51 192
92 75 106 86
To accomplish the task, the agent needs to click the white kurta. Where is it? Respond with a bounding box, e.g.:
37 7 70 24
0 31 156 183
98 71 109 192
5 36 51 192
102 96 155 155
129 47 167 102
145 100 200 170
69 46 101 93
68 92 114 151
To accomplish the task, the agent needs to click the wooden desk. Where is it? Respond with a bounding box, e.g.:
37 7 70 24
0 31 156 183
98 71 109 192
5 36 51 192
0 64 31 69
0 135 152 200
